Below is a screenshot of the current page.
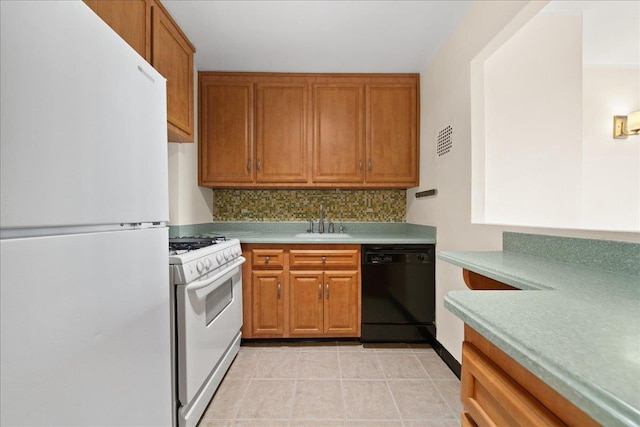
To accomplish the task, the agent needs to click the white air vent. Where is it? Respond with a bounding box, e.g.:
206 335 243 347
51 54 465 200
437 125 452 156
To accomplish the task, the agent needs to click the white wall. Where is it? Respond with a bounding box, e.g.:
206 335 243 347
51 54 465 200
473 1 640 232
406 0 640 363
582 66 640 231
483 13 583 228
168 66 213 225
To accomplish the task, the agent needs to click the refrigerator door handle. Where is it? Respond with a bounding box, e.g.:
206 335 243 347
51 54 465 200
133 222 166 229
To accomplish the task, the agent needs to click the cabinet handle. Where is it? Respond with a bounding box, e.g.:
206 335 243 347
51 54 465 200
359 160 363 171
368 159 372 171
264 256 270 264
326 283 330 299
257 159 261 173
322 256 326 264
277 281 281 299
247 159 252 171
318 282 322 299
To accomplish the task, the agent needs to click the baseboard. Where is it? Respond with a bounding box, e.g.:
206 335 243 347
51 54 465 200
433 339 461 380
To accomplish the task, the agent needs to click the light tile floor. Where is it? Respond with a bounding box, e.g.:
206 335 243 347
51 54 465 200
198 342 461 427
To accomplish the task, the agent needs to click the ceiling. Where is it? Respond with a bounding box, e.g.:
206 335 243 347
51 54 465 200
162 1 472 73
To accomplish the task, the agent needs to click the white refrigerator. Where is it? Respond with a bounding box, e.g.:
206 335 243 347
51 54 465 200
1 2 173 426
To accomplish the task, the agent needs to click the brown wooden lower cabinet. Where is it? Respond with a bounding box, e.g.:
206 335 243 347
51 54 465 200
289 271 324 336
461 411 478 427
242 244 361 339
462 339 563 426
459 269 600 426
461 326 600 427
251 270 285 337
460 269 600 427
289 269 359 337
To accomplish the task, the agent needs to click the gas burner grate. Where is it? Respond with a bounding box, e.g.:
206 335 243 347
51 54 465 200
169 236 226 252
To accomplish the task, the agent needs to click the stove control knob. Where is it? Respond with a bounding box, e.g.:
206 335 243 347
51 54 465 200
235 248 241 257
216 254 223 264
224 250 230 261
205 258 213 270
196 260 205 274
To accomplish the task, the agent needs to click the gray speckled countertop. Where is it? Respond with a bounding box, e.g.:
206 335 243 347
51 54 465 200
439 232 640 427
170 221 436 245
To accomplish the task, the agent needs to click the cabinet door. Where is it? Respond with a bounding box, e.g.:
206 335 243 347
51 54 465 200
199 77 254 184
324 270 360 336
289 271 324 336
366 83 418 185
151 2 195 142
256 81 310 183
83 0 150 59
312 84 365 183
252 270 285 337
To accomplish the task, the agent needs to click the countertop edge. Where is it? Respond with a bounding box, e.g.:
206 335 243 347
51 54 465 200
236 235 436 244
440 248 640 427
443 292 639 427
169 222 437 245
438 251 552 290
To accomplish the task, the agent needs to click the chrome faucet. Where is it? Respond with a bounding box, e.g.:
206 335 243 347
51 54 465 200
318 204 324 233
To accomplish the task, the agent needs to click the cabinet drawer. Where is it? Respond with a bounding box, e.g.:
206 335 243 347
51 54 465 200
461 342 565 427
252 249 285 269
461 412 478 427
289 250 359 269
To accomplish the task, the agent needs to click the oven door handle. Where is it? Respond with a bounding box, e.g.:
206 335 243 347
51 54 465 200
186 256 246 300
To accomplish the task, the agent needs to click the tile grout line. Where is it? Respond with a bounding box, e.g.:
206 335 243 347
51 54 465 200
415 347 461 421
415 348 460 422
381 351 405 423
287 349 301 425
336 347 348 425
231 364 254 421
431 378 461 421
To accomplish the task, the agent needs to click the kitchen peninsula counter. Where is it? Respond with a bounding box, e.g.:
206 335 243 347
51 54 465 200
169 221 436 244
440 232 640 427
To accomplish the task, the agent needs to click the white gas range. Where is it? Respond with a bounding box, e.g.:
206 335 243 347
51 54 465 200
169 237 245 427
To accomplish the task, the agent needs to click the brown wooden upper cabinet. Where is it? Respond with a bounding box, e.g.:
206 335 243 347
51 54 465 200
151 3 194 142
198 72 419 189
199 75 255 184
83 0 150 59
313 83 365 184
366 83 418 184
84 0 195 143
256 78 311 184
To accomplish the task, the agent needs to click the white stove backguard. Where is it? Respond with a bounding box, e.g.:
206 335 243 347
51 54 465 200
170 238 242 285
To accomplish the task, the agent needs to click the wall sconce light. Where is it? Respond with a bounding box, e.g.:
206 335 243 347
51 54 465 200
614 110 640 139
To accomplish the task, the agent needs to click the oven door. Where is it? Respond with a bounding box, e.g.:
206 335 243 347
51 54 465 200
175 256 245 408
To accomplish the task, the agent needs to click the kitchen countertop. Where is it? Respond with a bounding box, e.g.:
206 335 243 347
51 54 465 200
169 221 436 245
439 232 640 427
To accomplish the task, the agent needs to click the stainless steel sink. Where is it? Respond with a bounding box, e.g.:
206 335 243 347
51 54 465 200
294 233 351 239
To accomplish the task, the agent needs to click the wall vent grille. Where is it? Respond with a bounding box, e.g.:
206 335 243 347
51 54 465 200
437 125 453 156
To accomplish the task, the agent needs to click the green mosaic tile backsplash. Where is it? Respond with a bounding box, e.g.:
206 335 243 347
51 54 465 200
213 190 406 222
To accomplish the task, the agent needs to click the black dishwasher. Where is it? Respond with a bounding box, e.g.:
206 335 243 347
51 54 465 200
361 244 436 343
